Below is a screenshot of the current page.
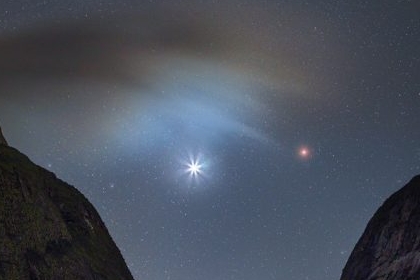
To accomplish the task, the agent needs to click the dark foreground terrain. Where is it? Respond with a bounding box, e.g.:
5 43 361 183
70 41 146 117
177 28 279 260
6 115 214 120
0 128 133 279
341 175 420 280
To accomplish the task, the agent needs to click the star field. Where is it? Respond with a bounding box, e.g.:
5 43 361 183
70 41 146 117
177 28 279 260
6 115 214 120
0 1 419 279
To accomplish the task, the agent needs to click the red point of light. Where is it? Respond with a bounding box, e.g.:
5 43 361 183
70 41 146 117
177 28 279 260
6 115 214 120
298 146 312 160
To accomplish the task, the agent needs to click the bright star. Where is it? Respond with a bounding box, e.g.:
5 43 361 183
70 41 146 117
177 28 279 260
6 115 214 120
180 152 207 184
187 160 202 177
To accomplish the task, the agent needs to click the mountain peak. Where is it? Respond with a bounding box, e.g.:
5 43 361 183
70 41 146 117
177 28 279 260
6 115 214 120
0 141 133 279
410 174 420 183
341 174 420 279
0 126 8 146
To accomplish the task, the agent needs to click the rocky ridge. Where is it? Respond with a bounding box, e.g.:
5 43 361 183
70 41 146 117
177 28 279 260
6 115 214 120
341 175 420 280
0 127 7 146
0 127 133 280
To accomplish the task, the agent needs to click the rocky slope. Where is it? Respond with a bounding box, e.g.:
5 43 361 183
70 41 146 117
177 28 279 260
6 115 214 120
341 175 420 280
0 128 133 280
0 127 7 146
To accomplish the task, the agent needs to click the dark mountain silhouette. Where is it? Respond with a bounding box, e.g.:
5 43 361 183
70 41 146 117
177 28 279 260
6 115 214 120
0 127 7 146
0 127 133 280
341 175 420 280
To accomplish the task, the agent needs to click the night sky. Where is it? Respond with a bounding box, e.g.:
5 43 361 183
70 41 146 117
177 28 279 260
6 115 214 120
0 1 419 279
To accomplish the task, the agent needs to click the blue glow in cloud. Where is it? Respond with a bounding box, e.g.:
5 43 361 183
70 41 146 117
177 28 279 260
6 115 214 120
111 55 272 155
